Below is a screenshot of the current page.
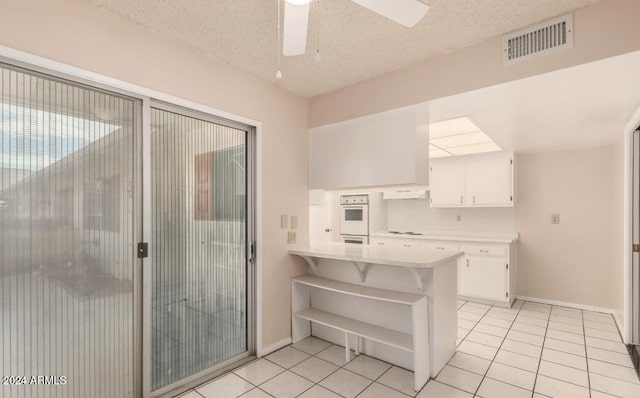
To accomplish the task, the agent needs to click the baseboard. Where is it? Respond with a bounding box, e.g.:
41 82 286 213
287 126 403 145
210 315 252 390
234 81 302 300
258 337 292 357
613 312 627 344
516 295 614 315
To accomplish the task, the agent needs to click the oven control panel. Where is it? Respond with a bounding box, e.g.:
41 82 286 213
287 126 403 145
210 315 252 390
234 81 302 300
340 194 369 205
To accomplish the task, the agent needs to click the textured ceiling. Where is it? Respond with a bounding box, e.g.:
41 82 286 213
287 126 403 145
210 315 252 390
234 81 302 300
89 0 602 98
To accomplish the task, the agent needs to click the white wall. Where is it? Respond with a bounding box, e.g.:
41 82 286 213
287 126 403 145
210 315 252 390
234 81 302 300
385 197 516 233
611 137 625 330
516 146 615 310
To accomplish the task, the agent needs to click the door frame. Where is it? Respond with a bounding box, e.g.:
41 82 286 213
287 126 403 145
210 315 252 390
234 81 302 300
0 44 263 398
625 106 640 345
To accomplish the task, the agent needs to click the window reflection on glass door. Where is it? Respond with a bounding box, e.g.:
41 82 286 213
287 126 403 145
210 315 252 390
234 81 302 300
0 64 139 398
150 106 249 391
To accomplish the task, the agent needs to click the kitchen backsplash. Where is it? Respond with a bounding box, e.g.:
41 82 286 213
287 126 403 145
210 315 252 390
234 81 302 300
385 197 516 233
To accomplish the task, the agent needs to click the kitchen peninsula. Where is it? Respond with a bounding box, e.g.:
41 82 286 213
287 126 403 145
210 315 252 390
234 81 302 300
289 242 462 391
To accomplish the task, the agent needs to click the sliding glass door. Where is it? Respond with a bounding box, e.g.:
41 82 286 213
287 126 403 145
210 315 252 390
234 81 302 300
148 105 253 393
0 63 140 397
0 60 255 398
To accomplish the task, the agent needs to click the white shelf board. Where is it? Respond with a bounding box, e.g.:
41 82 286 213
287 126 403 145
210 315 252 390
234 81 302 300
293 275 424 306
294 308 413 352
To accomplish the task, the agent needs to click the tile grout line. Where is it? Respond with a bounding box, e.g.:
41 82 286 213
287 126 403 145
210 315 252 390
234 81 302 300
466 300 525 397
526 301 552 398
292 340 426 398
190 307 628 398
287 342 409 398
287 344 349 398
582 308 593 398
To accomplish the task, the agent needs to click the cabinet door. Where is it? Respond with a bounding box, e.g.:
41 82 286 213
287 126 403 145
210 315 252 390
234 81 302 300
459 255 507 301
466 156 512 206
429 161 466 207
370 237 399 247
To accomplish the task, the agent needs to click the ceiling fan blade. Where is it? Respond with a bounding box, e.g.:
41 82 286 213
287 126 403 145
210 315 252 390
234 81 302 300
350 0 429 28
283 1 310 56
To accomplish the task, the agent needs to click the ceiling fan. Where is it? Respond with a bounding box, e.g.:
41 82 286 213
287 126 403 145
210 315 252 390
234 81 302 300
282 0 430 56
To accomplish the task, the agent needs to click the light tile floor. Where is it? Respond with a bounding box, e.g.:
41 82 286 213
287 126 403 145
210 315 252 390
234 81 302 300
177 300 640 398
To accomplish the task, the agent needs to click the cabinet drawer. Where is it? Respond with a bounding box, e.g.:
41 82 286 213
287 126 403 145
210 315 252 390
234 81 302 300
421 242 459 252
398 241 419 248
370 238 399 247
461 245 506 257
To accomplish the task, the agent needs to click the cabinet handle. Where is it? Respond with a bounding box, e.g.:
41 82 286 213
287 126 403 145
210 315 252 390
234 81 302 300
472 195 476 204
436 246 444 250
480 249 489 253
403 244 411 248
466 259 469 267
377 243 384 246
460 196 463 204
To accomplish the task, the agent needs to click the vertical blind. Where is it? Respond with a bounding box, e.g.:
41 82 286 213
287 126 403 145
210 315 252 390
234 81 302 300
150 107 248 391
0 64 138 398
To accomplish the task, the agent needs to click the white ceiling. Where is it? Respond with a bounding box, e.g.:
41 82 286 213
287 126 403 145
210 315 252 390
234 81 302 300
426 51 640 154
89 0 601 98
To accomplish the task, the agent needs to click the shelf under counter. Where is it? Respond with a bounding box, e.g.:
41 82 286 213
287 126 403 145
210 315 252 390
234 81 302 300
289 242 459 380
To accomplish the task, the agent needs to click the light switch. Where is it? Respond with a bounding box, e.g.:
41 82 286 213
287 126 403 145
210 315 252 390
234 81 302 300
287 231 297 244
281 215 288 229
551 214 560 224
291 215 298 230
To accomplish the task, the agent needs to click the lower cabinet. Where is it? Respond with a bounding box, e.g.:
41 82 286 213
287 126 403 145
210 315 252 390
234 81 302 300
369 236 516 306
458 243 515 306
459 255 508 302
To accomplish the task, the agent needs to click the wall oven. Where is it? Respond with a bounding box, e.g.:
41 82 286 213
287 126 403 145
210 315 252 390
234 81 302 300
341 235 369 245
340 194 369 242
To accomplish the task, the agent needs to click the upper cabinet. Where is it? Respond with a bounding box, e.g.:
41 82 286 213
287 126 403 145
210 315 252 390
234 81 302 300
430 153 514 208
309 106 429 190
429 161 466 207
466 156 513 206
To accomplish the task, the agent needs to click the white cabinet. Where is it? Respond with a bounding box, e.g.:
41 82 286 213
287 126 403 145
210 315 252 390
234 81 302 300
420 241 459 252
369 236 517 306
370 237 419 248
459 255 507 302
309 106 429 190
458 243 515 305
370 237 400 247
429 153 514 208
428 161 466 207
466 156 513 206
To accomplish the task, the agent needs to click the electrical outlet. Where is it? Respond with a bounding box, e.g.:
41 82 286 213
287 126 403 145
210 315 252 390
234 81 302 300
551 214 560 224
287 231 297 244
291 215 298 230
281 215 288 229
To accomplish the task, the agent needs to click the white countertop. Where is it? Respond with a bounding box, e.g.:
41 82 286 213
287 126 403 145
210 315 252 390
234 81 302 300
370 230 519 244
289 241 463 269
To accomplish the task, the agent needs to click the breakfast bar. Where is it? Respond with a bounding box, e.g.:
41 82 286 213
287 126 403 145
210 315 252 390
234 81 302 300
289 242 463 391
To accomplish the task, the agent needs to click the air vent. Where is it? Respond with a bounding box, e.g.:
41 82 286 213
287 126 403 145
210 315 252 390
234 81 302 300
503 14 573 64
